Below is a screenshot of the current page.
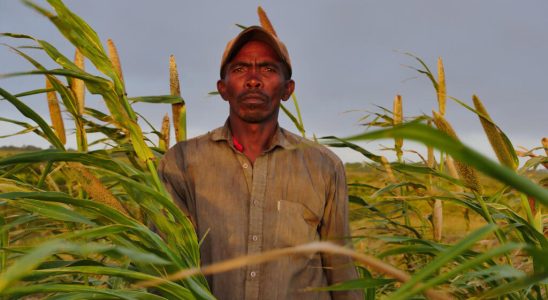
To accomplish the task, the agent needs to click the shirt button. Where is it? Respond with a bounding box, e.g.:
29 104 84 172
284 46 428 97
242 163 248 169
253 200 259 206
250 271 257 278
252 235 258 241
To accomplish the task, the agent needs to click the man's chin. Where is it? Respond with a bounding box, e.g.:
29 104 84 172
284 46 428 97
233 107 278 124
238 111 273 123
241 115 266 123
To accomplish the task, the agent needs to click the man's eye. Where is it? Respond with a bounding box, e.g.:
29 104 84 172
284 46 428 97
263 66 276 72
232 66 245 73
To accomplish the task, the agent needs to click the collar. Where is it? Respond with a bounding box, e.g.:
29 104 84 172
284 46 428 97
210 119 295 152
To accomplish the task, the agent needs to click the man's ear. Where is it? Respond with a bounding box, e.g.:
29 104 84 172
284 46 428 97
217 79 228 101
282 79 295 101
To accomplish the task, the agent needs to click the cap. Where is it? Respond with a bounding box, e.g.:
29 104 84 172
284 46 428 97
220 26 292 78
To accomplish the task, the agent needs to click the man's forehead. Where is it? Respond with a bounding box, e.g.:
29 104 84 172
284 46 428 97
230 40 283 62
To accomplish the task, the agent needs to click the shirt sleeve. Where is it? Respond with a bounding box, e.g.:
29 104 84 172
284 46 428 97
319 158 363 299
157 144 196 227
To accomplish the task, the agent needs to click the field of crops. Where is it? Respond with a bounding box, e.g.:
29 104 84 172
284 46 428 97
0 1 547 299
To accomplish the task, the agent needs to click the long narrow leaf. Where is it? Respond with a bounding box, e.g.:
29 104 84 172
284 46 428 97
345 123 548 205
0 88 64 150
129 95 184 104
0 150 125 174
389 224 497 299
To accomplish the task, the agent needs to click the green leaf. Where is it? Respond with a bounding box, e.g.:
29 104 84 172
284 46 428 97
371 182 426 198
3 283 168 300
2 69 111 85
11 88 53 98
1 33 36 39
415 243 524 295
378 245 439 259
0 239 65 292
404 52 438 91
42 0 122 91
129 95 184 104
478 271 548 299
29 266 194 299
389 224 497 299
390 162 463 186
280 103 305 134
312 278 395 291
0 42 81 116
0 88 64 150
4 198 95 226
345 123 548 205
323 136 383 163
0 150 126 175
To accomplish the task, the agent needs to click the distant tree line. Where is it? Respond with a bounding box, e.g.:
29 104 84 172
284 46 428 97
0 145 43 151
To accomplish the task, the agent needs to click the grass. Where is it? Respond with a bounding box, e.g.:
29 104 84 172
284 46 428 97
0 1 546 299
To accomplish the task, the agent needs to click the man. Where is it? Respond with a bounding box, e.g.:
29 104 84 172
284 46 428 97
159 26 361 299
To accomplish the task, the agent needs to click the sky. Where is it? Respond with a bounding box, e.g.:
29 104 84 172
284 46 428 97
1 0 547 162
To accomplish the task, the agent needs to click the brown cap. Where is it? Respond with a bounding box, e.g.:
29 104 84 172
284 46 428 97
220 26 292 78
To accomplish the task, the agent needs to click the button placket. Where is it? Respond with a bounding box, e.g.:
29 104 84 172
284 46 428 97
244 155 266 299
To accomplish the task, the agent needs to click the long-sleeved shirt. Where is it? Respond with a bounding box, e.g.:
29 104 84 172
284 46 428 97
158 122 361 300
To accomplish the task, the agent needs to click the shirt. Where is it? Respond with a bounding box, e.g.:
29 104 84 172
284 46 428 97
158 122 361 300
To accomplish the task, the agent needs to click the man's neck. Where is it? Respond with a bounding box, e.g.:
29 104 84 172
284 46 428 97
228 116 278 164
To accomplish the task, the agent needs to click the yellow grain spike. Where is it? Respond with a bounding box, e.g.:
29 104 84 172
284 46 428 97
380 156 396 183
258 6 277 37
437 57 446 116
107 39 125 88
169 55 181 97
432 111 483 194
170 55 186 142
427 137 435 169
159 113 170 151
46 78 66 145
72 48 85 115
67 162 129 216
473 95 517 170
393 94 403 161
445 157 460 179
542 137 548 156
432 199 443 242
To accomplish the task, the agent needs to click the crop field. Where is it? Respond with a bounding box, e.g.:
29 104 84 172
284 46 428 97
0 1 546 299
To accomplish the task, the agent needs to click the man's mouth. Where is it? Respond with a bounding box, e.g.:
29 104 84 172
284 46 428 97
240 93 267 105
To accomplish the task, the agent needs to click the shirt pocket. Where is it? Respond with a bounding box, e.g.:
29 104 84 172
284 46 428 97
274 200 321 247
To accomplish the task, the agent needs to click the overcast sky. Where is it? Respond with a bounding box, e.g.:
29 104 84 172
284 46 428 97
1 0 547 162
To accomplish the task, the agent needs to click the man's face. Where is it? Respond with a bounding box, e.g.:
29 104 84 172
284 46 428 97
217 40 295 124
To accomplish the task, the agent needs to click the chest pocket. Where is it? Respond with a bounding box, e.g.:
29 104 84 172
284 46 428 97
274 200 321 247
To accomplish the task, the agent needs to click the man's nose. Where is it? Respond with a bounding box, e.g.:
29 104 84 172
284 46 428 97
245 73 263 89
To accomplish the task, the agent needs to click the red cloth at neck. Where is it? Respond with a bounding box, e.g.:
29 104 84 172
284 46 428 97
232 136 244 152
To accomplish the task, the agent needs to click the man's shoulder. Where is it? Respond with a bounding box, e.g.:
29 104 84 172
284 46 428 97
162 126 224 160
280 128 344 169
171 126 223 149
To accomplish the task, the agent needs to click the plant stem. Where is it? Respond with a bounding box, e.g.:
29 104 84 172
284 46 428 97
37 161 53 189
0 215 7 273
291 94 306 138
473 192 513 265
519 193 537 231
146 160 164 196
